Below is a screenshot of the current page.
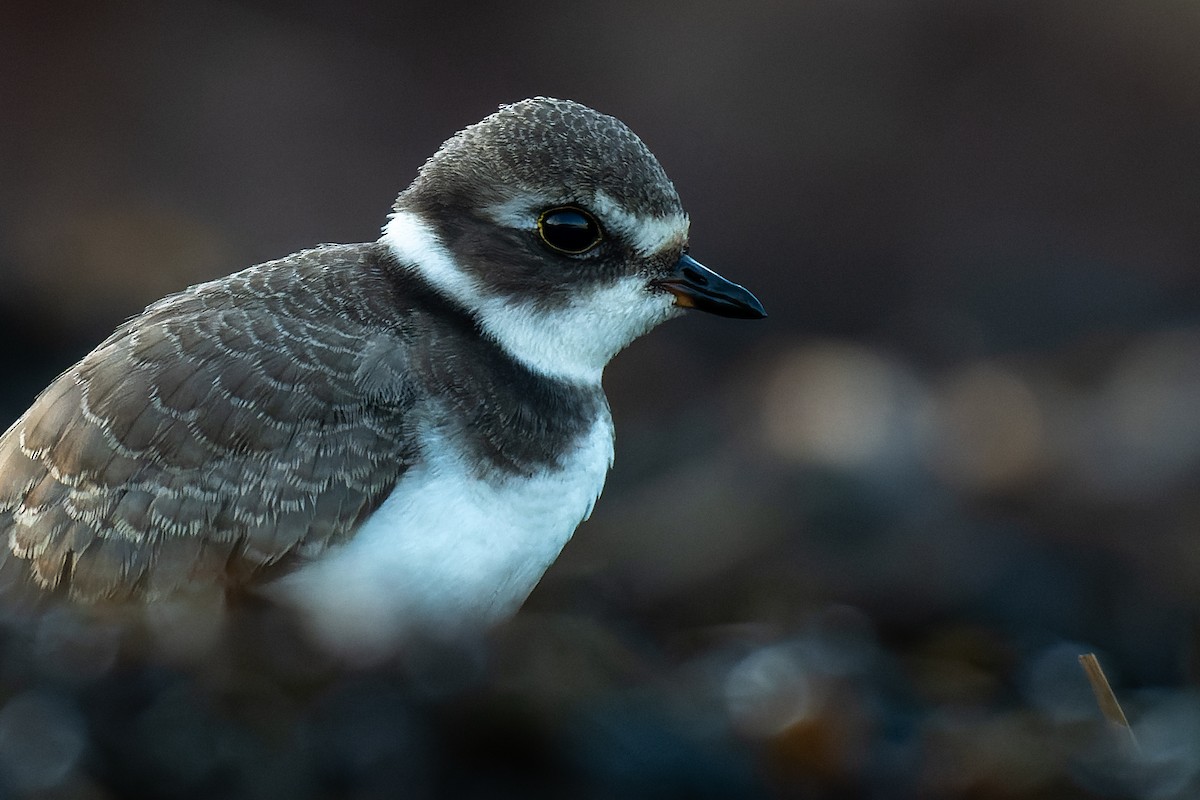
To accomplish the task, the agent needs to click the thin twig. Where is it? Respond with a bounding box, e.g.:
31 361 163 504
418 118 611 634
1079 652 1139 754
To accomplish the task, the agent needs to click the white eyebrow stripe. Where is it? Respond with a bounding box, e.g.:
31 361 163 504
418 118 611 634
485 194 542 232
484 193 689 257
590 192 689 256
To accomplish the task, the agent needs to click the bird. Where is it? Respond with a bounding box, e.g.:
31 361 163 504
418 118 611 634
0 97 764 657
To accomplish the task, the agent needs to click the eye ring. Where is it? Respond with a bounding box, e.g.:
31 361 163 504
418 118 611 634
536 206 603 255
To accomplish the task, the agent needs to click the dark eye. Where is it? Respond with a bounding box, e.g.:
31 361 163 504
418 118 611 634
536 207 603 254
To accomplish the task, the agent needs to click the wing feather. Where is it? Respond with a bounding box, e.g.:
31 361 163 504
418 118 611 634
0 245 418 603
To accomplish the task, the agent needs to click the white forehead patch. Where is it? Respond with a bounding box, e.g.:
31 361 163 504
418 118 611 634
382 211 682 384
485 192 689 257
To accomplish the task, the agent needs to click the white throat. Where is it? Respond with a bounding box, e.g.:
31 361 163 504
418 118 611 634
382 211 679 384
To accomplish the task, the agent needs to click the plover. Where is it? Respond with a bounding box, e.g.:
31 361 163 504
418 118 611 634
0 98 764 654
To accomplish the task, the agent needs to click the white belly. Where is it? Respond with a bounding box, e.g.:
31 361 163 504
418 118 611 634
268 412 614 659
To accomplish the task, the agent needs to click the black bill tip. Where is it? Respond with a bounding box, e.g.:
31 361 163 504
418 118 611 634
651 254 766 319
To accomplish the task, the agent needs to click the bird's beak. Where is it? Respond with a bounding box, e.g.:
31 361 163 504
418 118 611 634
651 253 767 319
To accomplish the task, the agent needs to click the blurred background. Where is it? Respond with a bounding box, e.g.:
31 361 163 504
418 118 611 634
3 0 1200 797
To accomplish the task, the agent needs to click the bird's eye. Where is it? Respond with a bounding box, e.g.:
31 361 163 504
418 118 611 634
536 207 603 254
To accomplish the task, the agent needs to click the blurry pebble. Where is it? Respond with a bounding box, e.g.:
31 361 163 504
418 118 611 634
0 690 86 792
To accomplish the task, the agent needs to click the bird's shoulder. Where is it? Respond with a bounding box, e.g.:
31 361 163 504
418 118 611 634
0 242 438 604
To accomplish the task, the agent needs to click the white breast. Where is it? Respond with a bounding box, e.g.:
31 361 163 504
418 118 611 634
267 411 615 659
